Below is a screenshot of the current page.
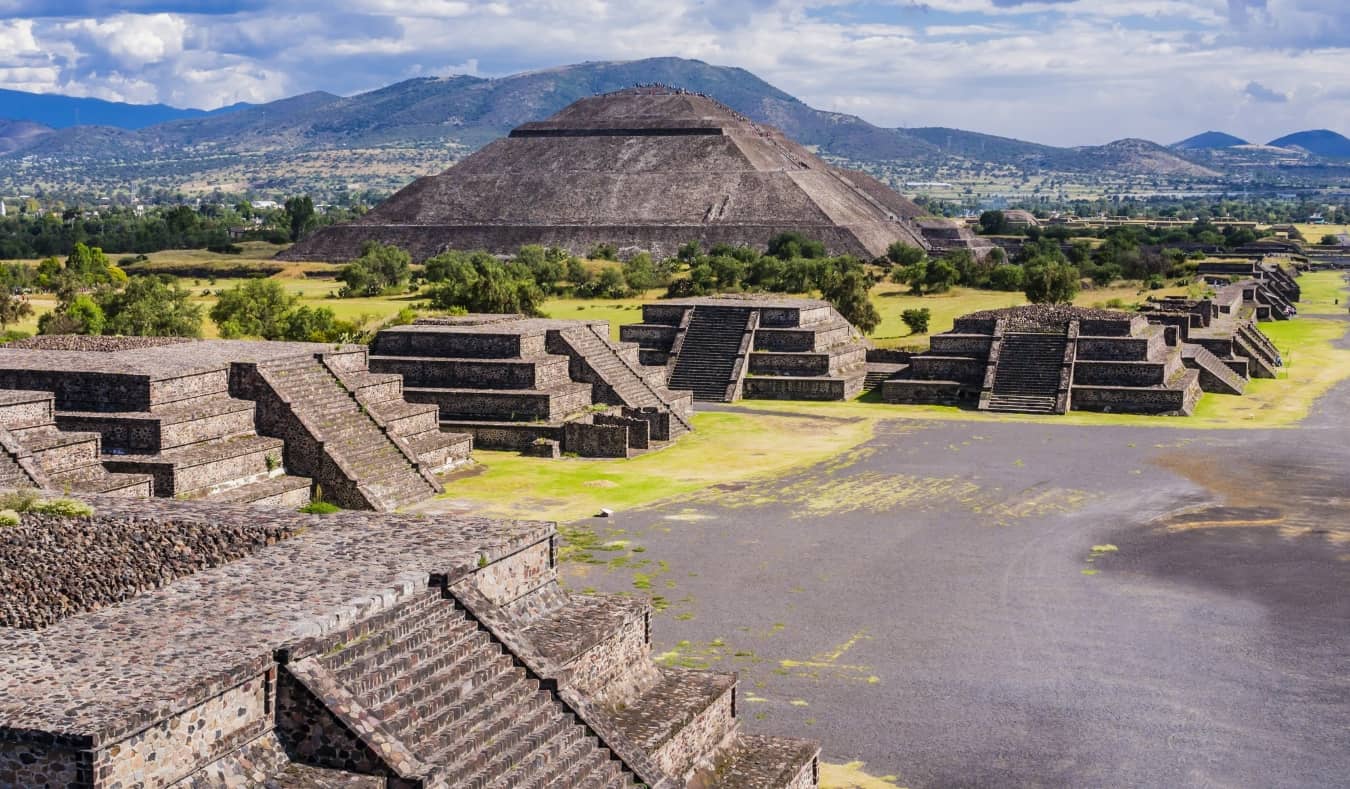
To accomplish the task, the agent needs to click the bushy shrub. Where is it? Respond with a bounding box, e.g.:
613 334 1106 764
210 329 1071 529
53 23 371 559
27 497 95 517
0 509 19 527
299 501 341 514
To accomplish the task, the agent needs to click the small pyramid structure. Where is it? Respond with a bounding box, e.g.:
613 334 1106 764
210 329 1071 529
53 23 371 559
284 86 989 261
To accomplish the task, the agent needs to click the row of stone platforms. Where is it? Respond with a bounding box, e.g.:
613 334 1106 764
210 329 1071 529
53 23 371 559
619 296 868 403
879 305 1249 416
371 316 694 458
0 337 469 511
0 494 819 788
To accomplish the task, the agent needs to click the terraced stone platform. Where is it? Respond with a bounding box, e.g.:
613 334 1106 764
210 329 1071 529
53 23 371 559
883 305 1207 416
371 316 693 457
0 337 470 510
621 296 868 403
0 496 817 788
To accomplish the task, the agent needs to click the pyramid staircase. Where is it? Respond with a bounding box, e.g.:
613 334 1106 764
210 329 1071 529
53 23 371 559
276 576 818 787
983 331 1069 414
555 323 693 438
284 589 632 788
252 355 442 511
0 390 153 498
1181 344 1248 395
668 306 753 402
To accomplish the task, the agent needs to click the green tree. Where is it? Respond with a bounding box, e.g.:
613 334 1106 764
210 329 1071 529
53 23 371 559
1321 233 1341 246
923 257 960 293
901 307 931 335
210 279 300 338
988 264 1024 292
424 251 544 315
100 276 204 337
576 267 630 298
514 245 565 294
819 268 880 334
279 305 362 343
1023 261 1081 305
885 242 926 267
284 196 317 241
38 294 105 335
978 210 1009 235
338 241 411 297
0 290 34 331
588 242 618 261
767 232 826 260
621 252 662 292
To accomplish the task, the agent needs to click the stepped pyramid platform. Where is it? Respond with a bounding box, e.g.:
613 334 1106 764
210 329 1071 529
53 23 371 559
882 305 1206 416
1198 260 1300 320
370 316 693 457
620 296 868 402
0 495 818 788
282 86 990 262
1139 296 1285 385
0 336 470 511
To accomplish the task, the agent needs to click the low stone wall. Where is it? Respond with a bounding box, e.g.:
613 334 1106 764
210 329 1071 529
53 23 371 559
1070 385 1191 415
406 385 592 422
57 402 256 453
909 355 987 384
0 369 152 412
640 303 689 327
743 375 858 401
749 352 831 377
595 413 650 449
370 355 571 389
563 421 630 458
864 348 913 365
0 737 86 787
758 307 804 328
618 324 677 350
98 672 270 788
754 325 851 353
0 392 53 430
928 335 992 356
471 537 556 606
371 328 545 359
439 421 563 451
0 509 303 629
880 379 966 405
1075 336 1158 361
622 407 675 442
1072 360 1168 387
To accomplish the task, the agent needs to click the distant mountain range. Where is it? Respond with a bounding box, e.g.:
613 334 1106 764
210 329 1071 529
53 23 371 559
0 87 250 130
0 57 1346 199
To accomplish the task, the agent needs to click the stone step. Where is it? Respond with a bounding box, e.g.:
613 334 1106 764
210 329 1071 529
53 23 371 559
46 464 154 498
318 591 451 671
405 430 472 471
365 398 441 436
424 664 541 760
514 593 652 702
492 723 598 789
56 396 256 452
597 666 737 782
706 734 820 789
102 434 286 498
204 474 311 508
455 698 576 788
0 390 55 431
12 425 101 474
356 626 491 712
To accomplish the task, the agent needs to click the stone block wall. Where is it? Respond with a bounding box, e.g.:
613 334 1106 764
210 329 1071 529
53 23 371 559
562 421 630 458
0 737 87 787
1071 385 1191 415
1076 336 1159 361
743 375 859 401
96 673 271 788
909 356 987 384
471 536 556 606
371 329 546 359
440 421 563 451
1073 360 1170 387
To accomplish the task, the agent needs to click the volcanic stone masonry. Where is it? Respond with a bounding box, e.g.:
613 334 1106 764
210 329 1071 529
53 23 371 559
878 303 1285 416
0 495 819 788
619 296 869 402
369 315 694 457
282 87 994 262
0 336 470 511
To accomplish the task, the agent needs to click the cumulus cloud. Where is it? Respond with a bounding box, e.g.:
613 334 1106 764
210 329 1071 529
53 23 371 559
1244 80 1288 103
0 0 1346 144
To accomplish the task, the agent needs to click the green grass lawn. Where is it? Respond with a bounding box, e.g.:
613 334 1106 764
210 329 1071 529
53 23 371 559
1294 270 1350 316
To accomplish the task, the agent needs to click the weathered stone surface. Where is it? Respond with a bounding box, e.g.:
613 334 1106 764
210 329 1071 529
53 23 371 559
282 87 986 262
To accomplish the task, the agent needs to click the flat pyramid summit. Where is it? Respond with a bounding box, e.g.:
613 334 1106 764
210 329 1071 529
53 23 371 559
285 87 987 261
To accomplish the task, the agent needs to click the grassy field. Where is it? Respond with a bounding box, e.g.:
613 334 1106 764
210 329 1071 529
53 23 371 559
1293 223 1350 241
1294 270 1350 316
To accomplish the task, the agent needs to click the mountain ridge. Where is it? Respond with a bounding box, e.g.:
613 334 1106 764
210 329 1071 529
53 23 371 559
0 58 1343 197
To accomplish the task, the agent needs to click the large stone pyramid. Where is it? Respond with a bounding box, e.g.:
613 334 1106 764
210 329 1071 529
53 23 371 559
284 87 985 261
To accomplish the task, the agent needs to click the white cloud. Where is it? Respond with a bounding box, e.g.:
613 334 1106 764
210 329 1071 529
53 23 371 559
0 1 1345 145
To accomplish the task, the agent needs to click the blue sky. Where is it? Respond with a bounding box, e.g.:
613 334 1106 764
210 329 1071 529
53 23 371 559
0 0 1346 146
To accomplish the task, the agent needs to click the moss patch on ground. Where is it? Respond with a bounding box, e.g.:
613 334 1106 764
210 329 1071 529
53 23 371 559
820 761 906 788
438 409 877 523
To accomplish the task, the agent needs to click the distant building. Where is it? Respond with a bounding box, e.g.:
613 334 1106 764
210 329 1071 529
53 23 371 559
252 199 280 210
0 199 6 217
